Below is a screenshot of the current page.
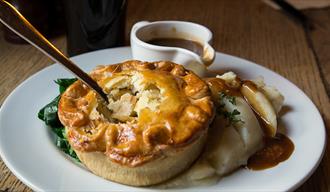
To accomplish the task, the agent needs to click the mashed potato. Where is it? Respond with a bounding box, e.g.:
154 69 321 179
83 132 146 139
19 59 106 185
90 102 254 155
159 72 284 188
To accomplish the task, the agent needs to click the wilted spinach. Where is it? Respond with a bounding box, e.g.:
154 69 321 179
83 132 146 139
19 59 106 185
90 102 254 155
55 78 77 94
38 78 80 162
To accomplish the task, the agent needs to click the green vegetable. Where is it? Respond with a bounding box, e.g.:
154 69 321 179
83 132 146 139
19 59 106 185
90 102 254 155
55 78 77 94
38 96 61 127
38 78 80 162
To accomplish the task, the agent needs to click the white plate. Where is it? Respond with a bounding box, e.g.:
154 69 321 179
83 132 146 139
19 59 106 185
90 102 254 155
0 47 326 192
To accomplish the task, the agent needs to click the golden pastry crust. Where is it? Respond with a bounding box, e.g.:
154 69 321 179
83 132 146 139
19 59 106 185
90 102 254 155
75 131 207 186
58 60 214 185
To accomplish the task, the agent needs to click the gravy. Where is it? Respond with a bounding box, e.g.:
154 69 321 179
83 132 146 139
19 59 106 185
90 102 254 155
247 133 294 170
147 38 204 56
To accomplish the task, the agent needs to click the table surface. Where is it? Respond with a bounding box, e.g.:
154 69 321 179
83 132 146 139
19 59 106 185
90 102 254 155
0 0 329 191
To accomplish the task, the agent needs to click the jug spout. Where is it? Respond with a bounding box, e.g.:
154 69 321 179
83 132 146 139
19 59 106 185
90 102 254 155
202 43 215 67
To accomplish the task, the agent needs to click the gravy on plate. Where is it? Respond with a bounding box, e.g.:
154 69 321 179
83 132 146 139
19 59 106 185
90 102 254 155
247 133 294 170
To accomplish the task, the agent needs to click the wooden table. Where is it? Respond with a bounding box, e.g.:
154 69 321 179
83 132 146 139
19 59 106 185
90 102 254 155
0 0 329 191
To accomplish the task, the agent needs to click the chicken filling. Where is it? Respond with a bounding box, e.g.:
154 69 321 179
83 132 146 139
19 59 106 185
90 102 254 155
103 72 162 123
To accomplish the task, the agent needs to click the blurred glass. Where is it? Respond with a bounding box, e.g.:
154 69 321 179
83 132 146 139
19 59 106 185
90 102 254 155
63 0 126 56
